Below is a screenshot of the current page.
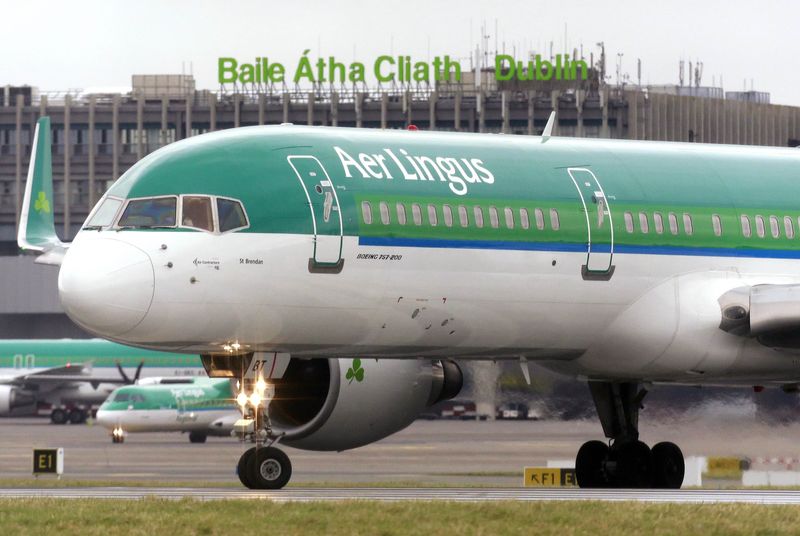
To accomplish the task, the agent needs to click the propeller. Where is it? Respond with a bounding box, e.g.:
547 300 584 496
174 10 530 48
116 360 145 384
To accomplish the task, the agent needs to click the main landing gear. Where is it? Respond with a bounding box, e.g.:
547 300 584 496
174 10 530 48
51 407 88 425
575 381 685 489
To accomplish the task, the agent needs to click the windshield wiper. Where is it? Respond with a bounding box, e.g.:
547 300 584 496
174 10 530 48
82 225 104 231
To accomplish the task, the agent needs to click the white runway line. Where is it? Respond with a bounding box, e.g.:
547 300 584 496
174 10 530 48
3 488 800 504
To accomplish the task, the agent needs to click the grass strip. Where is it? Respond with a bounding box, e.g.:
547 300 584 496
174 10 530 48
2 499 800 536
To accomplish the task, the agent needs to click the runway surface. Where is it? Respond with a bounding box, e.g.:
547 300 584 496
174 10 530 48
5 487 800 504
4 415 800 488
5 416 800 485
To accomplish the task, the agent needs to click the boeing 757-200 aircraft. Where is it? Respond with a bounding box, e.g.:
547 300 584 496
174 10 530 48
18 115 800 489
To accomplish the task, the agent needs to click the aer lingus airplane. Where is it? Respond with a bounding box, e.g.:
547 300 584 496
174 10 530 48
95 377 239 444
19 114 800 490
0 339 203 423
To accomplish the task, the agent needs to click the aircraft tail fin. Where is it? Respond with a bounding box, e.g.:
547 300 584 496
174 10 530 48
17 117 67 265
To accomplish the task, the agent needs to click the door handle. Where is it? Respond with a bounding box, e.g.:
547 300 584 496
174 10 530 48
323 192 333 222
596 197 606 227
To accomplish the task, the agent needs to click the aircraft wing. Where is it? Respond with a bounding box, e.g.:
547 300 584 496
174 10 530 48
1 363 129 389
17 116 69 266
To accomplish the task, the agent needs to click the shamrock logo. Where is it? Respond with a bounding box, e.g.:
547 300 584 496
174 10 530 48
34 191 50 214
346 358 364 383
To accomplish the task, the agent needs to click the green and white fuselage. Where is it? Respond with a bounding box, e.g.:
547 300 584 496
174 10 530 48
96 377 237 434
34 123 800 385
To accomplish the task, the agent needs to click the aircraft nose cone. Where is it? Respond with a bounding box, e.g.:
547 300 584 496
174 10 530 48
59 238 155 337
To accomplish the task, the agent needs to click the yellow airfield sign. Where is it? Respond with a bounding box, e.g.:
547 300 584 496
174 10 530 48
523 467 577 487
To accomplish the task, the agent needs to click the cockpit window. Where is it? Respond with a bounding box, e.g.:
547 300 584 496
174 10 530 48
217 198 248 232
117 197 177 228
112 392 130 402
181 196 214 232
84 197 123 229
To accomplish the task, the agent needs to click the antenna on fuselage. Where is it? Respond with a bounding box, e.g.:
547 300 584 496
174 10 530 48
541 111 556 143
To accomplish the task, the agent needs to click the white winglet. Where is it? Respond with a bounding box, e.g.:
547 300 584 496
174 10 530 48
541 111 556 143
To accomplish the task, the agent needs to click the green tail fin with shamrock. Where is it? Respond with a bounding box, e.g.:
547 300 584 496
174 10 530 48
18 117 66 264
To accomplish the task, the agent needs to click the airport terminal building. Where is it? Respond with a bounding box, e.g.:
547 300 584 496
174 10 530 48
2 71 800 337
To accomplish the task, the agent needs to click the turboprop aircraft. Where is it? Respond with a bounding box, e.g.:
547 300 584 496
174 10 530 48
0 338 203 423
19 114 800 490
95 377 239 444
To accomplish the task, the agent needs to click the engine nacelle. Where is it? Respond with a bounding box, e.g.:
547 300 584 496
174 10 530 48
720 284 800 346
0 385 36 414
269 358 462 451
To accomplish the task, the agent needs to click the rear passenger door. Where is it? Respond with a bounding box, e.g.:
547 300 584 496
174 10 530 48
566 167 615 279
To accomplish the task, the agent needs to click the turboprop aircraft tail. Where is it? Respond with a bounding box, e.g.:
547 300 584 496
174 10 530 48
17 116 67 265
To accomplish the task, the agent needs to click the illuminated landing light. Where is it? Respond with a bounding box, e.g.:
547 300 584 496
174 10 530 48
255 376 267 395
236 392 248 407
249 392 262 408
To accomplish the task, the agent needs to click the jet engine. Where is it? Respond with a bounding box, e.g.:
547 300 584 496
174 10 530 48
719 284 800 346
266 358 462 451
0 385 36 415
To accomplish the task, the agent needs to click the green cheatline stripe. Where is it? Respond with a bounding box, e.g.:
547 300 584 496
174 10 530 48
356 193 800 253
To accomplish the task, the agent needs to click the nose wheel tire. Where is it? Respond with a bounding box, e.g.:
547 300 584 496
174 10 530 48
237 447 257 488
249 447 292 489
237 446 292 490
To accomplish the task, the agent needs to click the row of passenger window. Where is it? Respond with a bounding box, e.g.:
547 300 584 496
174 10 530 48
361 201 561 231
740 214 800 239
363 202 799 242
607 210 799 240
623 211 695 236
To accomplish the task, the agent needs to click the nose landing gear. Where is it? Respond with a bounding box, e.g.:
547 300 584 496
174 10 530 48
111 426 125 444
575 381 685 489
234 378 292 490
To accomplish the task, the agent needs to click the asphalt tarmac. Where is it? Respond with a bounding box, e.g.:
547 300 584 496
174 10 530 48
3 412 800 486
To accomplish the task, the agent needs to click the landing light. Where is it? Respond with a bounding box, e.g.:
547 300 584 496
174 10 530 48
255 376 267 395
236 392 248 407
249 392 262 407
